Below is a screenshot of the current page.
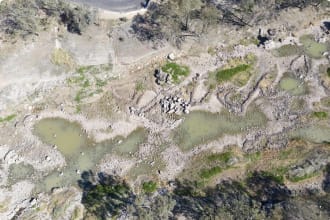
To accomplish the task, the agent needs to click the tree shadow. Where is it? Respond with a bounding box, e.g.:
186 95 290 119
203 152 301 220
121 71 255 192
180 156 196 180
78 171 133 220
323 21 330 30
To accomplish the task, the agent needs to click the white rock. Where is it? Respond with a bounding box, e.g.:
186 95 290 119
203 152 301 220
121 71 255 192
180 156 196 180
168 53 175 60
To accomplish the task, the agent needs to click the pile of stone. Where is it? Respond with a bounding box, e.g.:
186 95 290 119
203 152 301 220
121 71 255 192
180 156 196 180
160 96 190 114
154 69 171 85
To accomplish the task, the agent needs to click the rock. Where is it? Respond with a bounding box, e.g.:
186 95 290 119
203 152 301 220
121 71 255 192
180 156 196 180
168 53 175 61
267 28 276 36
45 156 51 161
29 198 37 206
154 69 170 85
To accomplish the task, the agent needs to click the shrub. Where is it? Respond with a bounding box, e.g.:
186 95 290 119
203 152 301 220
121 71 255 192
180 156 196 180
142 181 157 193
161 62 190 83
313 111 328 119
200 166 222 179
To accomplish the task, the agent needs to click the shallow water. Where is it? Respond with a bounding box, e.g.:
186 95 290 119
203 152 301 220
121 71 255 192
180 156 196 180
279 76 306 95
300 35 329 59
291 125 330 143
34 118 146 192
173 107 267 151
274 44 303 57
8 163 35 185
112 128 147 154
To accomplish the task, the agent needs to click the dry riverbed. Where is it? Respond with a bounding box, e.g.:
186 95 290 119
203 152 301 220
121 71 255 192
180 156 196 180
0 2 329 219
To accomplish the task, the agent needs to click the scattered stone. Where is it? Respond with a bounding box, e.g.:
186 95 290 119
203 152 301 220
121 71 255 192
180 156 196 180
160 95 190 114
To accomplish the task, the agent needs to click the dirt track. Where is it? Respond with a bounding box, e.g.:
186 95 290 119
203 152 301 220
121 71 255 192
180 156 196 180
69 0 144 12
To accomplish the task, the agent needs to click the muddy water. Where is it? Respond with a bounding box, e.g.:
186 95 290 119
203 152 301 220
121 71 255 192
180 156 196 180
279 76 306 95
33 118 146 192
291 125 330 143
173 107 267 151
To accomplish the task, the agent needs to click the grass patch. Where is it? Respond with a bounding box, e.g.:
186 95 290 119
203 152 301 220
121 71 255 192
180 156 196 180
76 64 112 75
278 148 295 160
142 181 157 193
96 78 107 87
74 90 85 103
327 68 330 77
135 81 145 92
207 47 216 55
239 37 259 46
200 166 222 179
51 48 75 68
82 80 90 88
207 151 233 163
216 64 250 83
0 114 16 123
161 62 190 83
77 66 93 74
313 111 328 119
245 151 261 162
288 172 320 183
